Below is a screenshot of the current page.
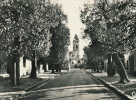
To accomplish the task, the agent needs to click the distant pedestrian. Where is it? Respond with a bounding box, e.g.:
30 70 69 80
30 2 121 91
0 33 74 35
98 63 102 73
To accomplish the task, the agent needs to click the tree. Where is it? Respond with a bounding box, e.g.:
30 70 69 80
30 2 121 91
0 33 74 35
81 0 136 83
0 0 36 85
84 45 106 72
0 0 66 85
49 23 70 73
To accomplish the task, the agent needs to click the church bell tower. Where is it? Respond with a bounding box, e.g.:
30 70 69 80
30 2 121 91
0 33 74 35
73 34 79 60
69 34 80 68
73 34 79 52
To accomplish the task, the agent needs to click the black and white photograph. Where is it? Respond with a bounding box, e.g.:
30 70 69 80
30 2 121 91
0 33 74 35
0 0 136 100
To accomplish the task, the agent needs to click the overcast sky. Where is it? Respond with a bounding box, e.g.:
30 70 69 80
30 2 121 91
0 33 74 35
51 0 94 58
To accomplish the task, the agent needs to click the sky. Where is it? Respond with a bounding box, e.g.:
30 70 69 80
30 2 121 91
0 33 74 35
51 0 94 58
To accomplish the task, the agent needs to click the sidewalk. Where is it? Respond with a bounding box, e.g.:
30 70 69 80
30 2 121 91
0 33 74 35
0 70 64 99
85 69 136 100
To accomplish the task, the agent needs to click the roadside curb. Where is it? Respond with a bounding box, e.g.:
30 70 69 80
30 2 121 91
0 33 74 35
24 79 51 92
84 70 134 100
0 79 51 98
0 91 26 97
98 78 134 100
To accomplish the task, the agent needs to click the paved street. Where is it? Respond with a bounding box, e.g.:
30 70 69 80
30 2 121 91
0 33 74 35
19 69 120 100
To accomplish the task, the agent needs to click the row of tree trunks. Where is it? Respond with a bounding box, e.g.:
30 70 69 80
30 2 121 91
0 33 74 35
51 64 61 73
29 56 49 79
56 64 61 72
91 53 129 83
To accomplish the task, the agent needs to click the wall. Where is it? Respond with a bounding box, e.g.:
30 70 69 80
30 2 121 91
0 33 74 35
19 57 32 77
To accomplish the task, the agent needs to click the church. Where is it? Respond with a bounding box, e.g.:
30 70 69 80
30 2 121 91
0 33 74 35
69 34 80 68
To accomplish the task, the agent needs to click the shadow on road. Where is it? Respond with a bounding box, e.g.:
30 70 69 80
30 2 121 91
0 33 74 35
19 84 120 100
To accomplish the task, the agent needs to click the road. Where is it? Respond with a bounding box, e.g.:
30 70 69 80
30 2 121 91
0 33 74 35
19 69 121 100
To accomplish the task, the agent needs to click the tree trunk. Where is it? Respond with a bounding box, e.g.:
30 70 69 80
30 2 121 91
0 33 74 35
111 61 115 76
30 51 37 79
0 58 2 74
94 61 97 71
92 61 95 71
56 69 59 72
43 61 47 72
37 60 40 73
96 61 99 72
56 64 59 72
10 36 20 86
59 64 61 72
10 59 15 86
16 56 20 85
112 53 130 83
52 65 55 73
10 56 20 86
